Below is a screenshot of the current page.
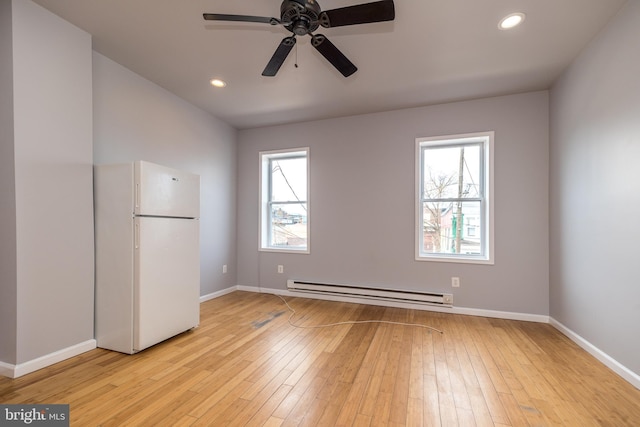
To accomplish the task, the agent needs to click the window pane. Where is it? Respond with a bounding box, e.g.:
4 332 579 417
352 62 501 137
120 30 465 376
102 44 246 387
270 203 307 248
271 157 307 202
422 145 481 200
417 132 493 263
261 148 309 253
421 201 482 255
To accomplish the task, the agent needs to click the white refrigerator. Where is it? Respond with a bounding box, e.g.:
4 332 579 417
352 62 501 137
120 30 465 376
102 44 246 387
94 161 200 354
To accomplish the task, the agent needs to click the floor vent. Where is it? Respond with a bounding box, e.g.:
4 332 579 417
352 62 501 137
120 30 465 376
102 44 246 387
287 280 453 307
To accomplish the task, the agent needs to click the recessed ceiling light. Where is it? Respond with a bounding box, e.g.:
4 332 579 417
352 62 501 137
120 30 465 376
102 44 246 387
499 13 525 30
210 78 227 88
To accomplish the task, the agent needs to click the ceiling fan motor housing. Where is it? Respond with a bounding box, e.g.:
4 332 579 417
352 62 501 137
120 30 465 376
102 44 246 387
281 0 321 35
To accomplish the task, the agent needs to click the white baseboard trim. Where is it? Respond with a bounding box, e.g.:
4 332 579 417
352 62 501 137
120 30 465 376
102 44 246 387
200 286 238 303
549 317 640 390
452 306 549 323
237 285 549 323
2 339 97 379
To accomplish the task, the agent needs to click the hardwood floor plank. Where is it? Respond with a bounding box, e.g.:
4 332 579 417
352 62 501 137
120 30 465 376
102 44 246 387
112 368 212 427
359 350 390 418
473 337 511 395
406 396 424 427
192 380 252 426
241 340 300 399
466 385 496 427
434 360 458 426
456 407 477 427
529 397 565 426
352 413 373 427
141 390 208 427
409 327 425 401
338 324 378 385
334 327 386 425
173 414 199 426
498 391 529 426
262 416 285 427
244 384 292 427
277 375 328 423
389 326 413 425
370 391 393 426
274 345 337 421
423 373 442 426
311 380 352 426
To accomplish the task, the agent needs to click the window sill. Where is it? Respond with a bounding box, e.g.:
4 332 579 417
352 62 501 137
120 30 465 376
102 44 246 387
416 254 494 265
259 247 310 255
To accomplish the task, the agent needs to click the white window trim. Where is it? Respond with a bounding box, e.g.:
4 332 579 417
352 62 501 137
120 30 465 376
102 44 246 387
415 131 494 264
259 147 310 254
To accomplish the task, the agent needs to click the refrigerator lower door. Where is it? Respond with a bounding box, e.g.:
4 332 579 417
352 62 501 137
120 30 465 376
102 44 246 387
134 216 200 352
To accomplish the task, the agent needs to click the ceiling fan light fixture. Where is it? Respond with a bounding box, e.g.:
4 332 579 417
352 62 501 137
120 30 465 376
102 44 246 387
498 13 525 30
209 78 227 88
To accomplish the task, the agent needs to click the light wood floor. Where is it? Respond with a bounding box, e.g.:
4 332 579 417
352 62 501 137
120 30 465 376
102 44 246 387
1 291 639 426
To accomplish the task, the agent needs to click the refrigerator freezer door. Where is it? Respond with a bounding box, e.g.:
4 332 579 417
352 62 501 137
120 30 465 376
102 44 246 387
134 216 200 352
135 161 200 218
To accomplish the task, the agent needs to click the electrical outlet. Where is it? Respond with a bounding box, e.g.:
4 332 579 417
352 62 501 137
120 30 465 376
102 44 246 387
277 265 284 274
222 264 227 274
451 277 460 287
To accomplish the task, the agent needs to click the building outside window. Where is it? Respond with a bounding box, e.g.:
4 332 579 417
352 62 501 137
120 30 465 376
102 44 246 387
260 148 309 253
416 132 493 264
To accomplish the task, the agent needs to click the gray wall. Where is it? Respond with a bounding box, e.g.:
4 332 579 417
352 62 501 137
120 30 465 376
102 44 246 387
8 0 94 365
238 91 550 315
0 0 17 365
92 52 238 296
550 1 640 375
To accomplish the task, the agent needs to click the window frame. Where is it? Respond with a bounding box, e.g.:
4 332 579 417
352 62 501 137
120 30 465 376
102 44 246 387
415 132 494 264
259 147 310 254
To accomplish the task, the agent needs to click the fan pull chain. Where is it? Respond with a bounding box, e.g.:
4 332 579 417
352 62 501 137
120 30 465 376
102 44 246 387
294 41 299 68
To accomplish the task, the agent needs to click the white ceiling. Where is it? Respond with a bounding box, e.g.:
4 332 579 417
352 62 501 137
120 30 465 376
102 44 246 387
32 0 626 129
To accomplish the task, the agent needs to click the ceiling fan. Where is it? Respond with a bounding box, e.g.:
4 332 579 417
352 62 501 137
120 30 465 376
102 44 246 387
203 0 395 77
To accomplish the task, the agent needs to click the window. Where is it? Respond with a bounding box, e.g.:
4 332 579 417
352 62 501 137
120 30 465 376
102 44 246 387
416 132 493 263
260 148 309 253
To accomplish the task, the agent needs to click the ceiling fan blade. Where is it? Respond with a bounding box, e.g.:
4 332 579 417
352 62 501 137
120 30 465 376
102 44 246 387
203 13 279 25
311 35 357 77
262 37 297 77
319 0 395 28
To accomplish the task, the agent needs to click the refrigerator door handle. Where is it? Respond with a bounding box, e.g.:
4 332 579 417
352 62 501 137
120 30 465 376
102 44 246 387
135 183 140 210
135 221 140 249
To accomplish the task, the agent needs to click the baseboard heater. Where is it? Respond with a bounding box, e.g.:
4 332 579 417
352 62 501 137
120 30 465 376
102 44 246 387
287 280 453 307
